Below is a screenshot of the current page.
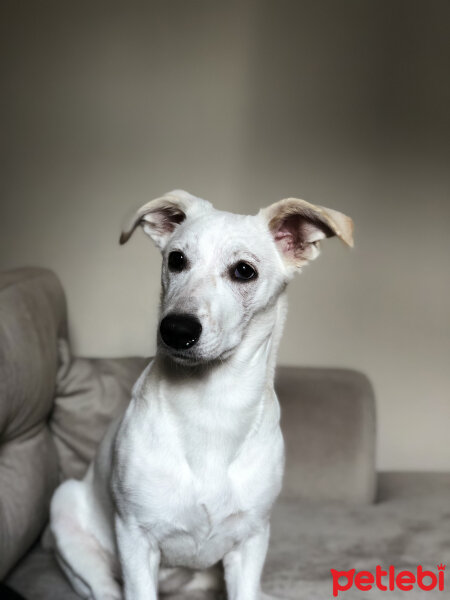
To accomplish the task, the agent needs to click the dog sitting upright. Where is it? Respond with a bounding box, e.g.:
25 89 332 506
50 190 353 600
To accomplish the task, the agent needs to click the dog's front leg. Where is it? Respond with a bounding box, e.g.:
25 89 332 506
115 514 160 600
223 524 270 600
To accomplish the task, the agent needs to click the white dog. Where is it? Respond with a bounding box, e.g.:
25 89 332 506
49 190 353 600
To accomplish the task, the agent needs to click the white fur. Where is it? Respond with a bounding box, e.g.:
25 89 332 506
50 190 351 600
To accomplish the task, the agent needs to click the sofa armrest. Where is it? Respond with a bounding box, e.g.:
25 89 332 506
0 268 64 577
276 366 376 504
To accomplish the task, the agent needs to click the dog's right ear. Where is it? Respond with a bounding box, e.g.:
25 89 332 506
120 190 212 250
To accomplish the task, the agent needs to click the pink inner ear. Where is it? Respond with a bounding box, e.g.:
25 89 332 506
273 214 306 258
273 213 331 260
274 227 296 256
147 205 186 234
158 207 185 232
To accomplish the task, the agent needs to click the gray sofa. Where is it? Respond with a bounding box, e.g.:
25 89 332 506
1 268 449 599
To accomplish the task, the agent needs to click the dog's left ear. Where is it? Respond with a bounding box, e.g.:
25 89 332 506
260 197 354 269
120 189 212 249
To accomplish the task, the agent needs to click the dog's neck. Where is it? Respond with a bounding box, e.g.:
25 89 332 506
141 292 287 466
228 289 288 385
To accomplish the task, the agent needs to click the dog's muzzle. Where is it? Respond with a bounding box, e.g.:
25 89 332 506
159 313 202 350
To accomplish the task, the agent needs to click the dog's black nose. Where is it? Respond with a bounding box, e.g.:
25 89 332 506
159 314 202 350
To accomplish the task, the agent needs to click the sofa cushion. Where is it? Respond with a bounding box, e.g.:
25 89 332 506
50 340 148 480
0 268 64 578
7 472 450 600
5 545 79 600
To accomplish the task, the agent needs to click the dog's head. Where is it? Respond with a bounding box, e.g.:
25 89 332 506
120 190 353 365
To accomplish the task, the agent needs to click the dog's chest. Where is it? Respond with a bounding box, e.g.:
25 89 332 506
115 417 280 569
152 470 257 568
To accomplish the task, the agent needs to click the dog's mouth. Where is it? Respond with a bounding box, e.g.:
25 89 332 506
158 341 236 367
157 341 203 365
168 350 198 363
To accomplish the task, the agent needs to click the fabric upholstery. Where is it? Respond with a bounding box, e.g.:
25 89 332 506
0 582 27 600
0 269 64 578
276 367 376 504
51 340 148 480
7 472 450 599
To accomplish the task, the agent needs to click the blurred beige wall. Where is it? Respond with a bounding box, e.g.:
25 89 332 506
1 1 449 471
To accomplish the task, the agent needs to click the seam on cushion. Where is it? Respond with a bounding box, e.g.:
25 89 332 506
0 420 46 446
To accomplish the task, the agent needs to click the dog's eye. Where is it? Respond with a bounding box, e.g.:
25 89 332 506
168 251 186 272
233 261 257 281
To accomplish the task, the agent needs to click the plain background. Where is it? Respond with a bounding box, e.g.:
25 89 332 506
1 1 449 471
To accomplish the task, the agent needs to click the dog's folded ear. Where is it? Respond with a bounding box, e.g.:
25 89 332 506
120 190 212 249
260 198 354 269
